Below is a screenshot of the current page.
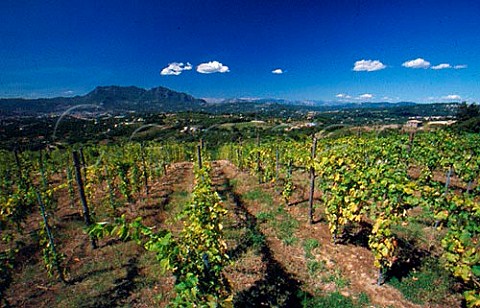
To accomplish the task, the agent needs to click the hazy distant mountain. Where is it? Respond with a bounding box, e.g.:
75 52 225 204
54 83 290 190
0 85 447 117
200 97 417 113
206 97 416 108
0 85 207 115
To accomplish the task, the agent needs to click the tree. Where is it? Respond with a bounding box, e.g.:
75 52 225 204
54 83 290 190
456 102 479 122
456 102 480 133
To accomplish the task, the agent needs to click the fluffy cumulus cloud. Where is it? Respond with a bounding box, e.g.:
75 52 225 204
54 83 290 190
443 94 461 100
336 93 351 99
431 63 451 70
454 64 468 69
402 58 431 69
272 68 283 74
353 60 386 72
358 93 373 99
196 61 230 74
160 62 192 75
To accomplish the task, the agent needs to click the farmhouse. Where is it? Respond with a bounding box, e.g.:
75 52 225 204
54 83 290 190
404 119 423 128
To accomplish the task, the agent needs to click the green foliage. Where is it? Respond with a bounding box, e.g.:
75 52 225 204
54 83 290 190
170 165 231 305
322 269 350 289
389 258 453 304
307 260 326 276
256 211 275 223
0 250 14 305
115 161 133 202
456 102 480 122
275 213 299 246
243 188 273 205
301 291 365 308
245 227 265 252
282 166 294 204
88 163 231 306
303 238 320 259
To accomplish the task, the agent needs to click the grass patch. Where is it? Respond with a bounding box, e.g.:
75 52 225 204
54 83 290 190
256 211 275 223
275 215 299 246
243 188 273 205
307 260 326 276
300 291 368 308
229 178 238 187
165 190 190 216
245 227 266 251
357 292 370 306
56 267 127 307
322 269 350 289
392 219 426 246
388 257 453 304
303 238 320 259
256 204 299 246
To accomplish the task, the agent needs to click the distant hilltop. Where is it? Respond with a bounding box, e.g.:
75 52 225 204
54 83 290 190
0 85 207 115
0 85 460 116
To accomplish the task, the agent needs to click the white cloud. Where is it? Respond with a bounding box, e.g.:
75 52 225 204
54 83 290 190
160 62 192 75
353 60 386 72
402 58 431 69
336 93 351 99
454 64 468 69
431 63 451 70
272 68 283 74
196 61 230 74
358 93 373 99
442 94 461 100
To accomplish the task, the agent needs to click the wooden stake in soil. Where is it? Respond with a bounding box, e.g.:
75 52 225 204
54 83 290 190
197 144 203 169
36 190 67 283
72 150 97 249
407 131 416 153
309 135 317 224
140 143 149 196
377 267 385 286
79 147 88 183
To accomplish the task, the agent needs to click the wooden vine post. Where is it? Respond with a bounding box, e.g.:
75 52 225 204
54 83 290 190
72 150 97 249
140 143 149 196
79 147 88 183
36 190 66 283
197 144 203 169
407 130 416 153
308 135 317 224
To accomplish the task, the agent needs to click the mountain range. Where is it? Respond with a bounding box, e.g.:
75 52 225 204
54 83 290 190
0 86 207 115
0 85 424 116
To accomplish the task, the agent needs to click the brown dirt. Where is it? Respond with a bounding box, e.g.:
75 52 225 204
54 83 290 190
3 159 462 307
4 161 195 307
214 160 459 308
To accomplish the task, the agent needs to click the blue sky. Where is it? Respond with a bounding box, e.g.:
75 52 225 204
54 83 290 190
1 0 479 103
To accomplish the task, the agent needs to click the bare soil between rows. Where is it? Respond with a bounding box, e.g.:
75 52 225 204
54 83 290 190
3 160 461 307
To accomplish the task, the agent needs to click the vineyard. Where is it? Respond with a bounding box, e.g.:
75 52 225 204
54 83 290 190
1 129 479 307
